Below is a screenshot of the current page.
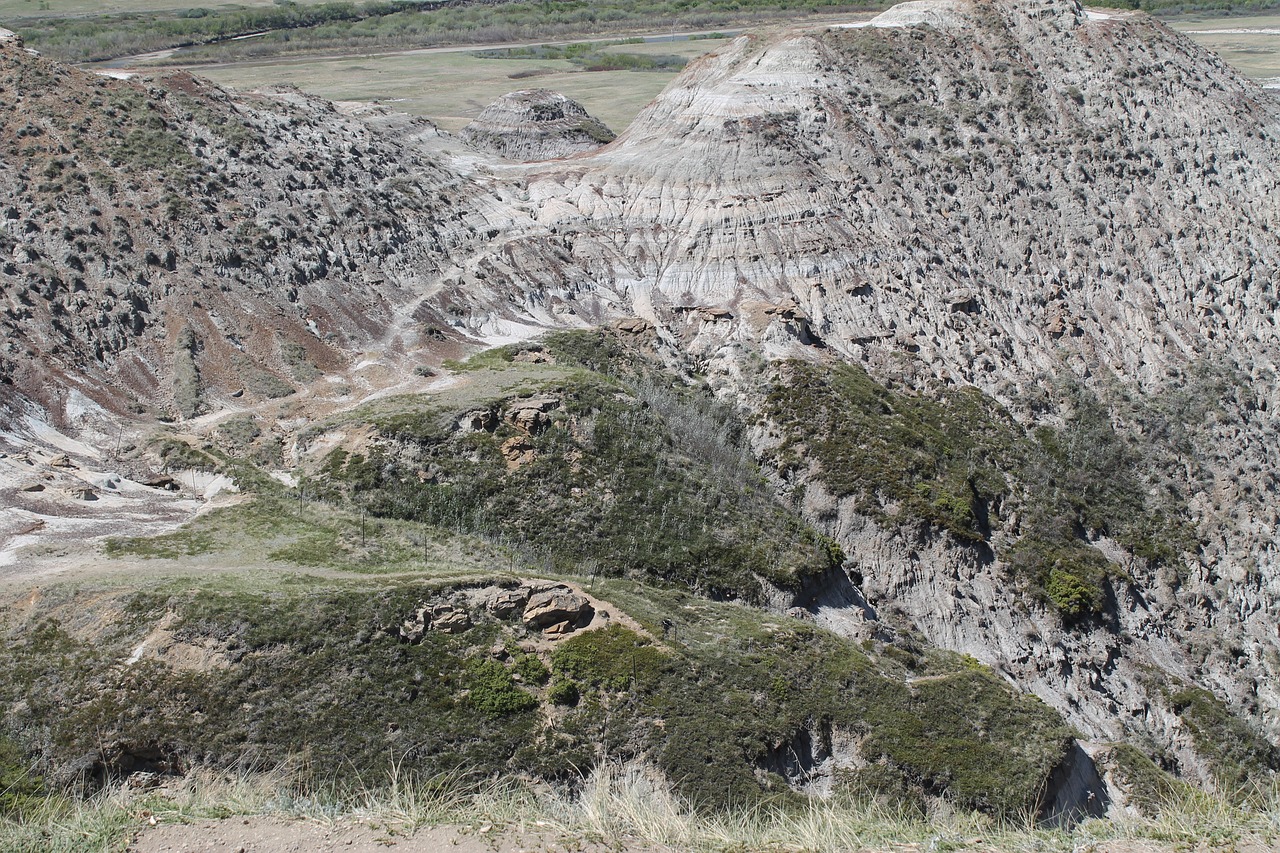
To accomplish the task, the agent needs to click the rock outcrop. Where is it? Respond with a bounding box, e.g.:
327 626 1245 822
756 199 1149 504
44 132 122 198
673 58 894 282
460 89 615 161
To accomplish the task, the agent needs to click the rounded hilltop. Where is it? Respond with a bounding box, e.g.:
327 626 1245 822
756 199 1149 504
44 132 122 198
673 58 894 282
461 88 616 162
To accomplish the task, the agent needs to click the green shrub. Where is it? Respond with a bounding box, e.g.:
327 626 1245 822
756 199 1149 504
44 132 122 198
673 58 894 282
547 678 579 707
512 652 550 686
0 737 45 820
467 659 538 716
551 626 667 692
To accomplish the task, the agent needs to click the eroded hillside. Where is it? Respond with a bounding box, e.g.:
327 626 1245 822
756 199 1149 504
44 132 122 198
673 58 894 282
3 0 1280 827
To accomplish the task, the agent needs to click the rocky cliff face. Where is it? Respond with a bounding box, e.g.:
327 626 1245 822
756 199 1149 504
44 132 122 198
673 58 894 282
4 0 1280 801
0 46 490 425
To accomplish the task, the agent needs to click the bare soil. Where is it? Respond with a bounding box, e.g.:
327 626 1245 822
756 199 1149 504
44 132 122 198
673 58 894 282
130 816 648 853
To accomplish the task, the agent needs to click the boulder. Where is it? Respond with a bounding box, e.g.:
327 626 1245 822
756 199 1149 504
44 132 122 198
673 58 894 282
485 586 532 618
503 397 560 435
430 603 472 634
614 317 652 335
398 605 430 643
142 475 181 491
458 409 498 433
523 586 594 632
501 435 535 469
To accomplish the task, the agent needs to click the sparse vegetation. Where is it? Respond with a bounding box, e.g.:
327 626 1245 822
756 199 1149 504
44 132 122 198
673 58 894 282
763 361 1191 620
8 757 1280 853
0 736 46 821
1168 686 1280 794
475 42 688 72
172 325 201 419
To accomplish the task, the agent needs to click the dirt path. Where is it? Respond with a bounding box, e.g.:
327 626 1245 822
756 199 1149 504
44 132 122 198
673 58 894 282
130 817 646 853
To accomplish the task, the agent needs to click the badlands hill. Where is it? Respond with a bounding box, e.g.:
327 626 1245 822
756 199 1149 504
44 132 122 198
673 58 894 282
3 0 1280 829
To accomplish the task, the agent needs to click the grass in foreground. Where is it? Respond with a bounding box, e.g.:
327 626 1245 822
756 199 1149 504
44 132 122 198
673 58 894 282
4 761 1280 853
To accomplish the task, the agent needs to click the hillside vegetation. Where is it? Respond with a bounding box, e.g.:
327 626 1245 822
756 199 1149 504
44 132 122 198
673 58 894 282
0 332 1088 839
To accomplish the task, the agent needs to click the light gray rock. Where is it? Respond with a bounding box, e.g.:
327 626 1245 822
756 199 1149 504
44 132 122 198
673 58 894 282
430 603 472 634
485 586 532 619
523 586 594 632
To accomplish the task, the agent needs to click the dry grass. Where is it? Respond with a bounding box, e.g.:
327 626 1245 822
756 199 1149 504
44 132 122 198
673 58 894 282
8 761 1280 853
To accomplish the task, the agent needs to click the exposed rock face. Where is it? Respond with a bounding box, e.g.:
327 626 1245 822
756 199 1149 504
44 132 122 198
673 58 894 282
460 89 615 161
484 586 531 618
523 585 594 633
0 43 478 421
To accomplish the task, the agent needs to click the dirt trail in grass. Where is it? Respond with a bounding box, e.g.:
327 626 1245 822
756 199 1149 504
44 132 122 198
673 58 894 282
130 817 650 853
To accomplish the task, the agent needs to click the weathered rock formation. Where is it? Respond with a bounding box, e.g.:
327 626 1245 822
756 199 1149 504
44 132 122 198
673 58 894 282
460 89 615 161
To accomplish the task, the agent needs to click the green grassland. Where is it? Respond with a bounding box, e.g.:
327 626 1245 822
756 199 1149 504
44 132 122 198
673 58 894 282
184 36 731 133
1169 13 1280 80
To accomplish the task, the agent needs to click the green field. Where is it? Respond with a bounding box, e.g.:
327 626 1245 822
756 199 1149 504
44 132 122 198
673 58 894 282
1171 12 1280 80
178 35 736 133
